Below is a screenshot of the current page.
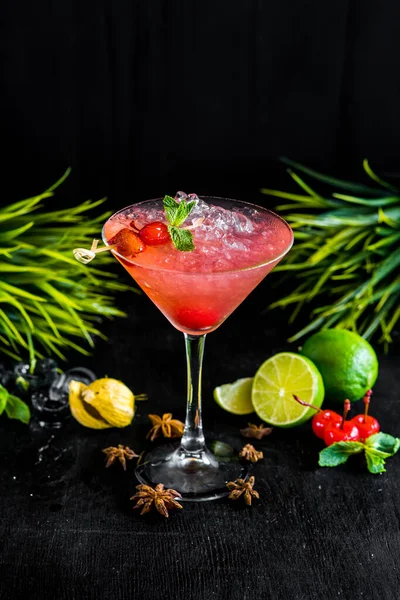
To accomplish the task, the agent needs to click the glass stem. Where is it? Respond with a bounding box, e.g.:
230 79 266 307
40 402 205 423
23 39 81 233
180 333 206 453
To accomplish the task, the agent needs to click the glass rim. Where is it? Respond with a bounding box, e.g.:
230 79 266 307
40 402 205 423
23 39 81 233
102 196 294 275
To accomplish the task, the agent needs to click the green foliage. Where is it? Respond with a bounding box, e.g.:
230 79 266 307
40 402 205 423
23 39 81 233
262 159 400 349
0 384 30 424
0 169 134 362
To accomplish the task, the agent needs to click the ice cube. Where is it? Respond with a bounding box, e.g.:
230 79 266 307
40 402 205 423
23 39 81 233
49 366 96 401
184 194 211 224
222 234 250 252
31 366 97 429
231 210 254 233
14 359 58 395
31 391 70 429
0 364 13 389
175 191 188 201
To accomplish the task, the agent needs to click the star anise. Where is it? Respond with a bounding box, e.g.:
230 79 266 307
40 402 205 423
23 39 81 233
102 445 139 470
226 476 260 506
239 443 264 463
240 422 273 440
131 483 183 517
146 413 185 441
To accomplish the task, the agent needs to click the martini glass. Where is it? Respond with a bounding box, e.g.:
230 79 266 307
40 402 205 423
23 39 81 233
103 196 293 501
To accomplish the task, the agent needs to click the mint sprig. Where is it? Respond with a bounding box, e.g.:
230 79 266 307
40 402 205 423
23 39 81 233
163 195 196 251
169 226 195 252
0 383 30 424
318 432 400 474
319 441 364 467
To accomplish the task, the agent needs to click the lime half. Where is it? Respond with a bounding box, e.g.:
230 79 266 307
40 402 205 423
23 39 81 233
213 377 254 415
252 352 324 427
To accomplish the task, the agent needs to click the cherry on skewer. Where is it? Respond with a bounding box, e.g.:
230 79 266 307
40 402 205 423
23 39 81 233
139 221 171 246
350 390 380 441
323 399 360 446
292 395 342 439
109 228 146 257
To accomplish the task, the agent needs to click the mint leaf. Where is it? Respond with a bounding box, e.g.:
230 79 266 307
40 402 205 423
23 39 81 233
163 195 197 251
163 195 196 227
363 433 400 474
365 452 386 474
365 432 400 456
174 200 196 227
365 447 392 459
319 441 364 467
163 195 180 224
5 394 30 424
169 226 195 252
0 384 8 415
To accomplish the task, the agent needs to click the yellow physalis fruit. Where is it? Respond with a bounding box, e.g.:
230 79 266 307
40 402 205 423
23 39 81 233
69 378 138 429
69 380 113 429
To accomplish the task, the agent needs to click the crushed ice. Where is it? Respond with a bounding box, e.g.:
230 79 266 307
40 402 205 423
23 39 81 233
174 191 255 250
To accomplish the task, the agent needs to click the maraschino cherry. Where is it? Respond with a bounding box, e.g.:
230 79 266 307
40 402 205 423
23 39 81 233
292 394 342 439
350 390 380 441
323 399 360 446
139 222 170 246
175 307 219 330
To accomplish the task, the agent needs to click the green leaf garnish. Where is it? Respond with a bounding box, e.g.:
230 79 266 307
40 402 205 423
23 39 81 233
163 195 180 223
163 195 196 251
4 392 30 424
319 441 364 467
174 201 196 227
365 432 400 455
365 453 386 474
169 227 195 252
318 432 400 474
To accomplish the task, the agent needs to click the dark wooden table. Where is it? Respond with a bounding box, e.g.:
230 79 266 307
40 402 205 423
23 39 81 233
1 291 399 600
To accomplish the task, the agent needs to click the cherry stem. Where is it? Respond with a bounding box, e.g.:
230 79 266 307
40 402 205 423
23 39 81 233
341 399 351 429
292 395 322 412
363 389 372 423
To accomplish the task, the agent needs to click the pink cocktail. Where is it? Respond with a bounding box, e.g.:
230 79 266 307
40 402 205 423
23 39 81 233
103 195 293 500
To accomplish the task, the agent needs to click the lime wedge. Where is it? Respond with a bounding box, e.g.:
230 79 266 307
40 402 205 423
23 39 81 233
213 377 254 415
252 352 324 427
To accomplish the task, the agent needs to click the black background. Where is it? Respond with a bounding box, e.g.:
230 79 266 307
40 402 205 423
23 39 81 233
1 2 400 600
2 1 400 205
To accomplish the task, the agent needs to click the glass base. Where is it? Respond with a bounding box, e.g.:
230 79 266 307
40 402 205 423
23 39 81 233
135 440 249 502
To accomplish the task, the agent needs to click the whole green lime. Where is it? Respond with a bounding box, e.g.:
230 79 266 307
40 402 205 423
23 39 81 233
300 329 379 403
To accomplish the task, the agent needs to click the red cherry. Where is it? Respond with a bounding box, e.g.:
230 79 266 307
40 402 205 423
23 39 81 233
324 421 360 446
312 410 342 439
175 307 219 330
292 395 341 439
139 222 170 246
109 228 146 258
349 389 380 441
323 399 360 446
350 415 380 441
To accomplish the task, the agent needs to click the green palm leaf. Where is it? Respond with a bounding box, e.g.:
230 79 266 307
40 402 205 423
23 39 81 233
0 169 132 361
262 159 400 348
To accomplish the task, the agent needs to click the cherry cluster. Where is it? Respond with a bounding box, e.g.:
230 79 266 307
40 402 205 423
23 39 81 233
109 221 170 258
294 390 380 446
